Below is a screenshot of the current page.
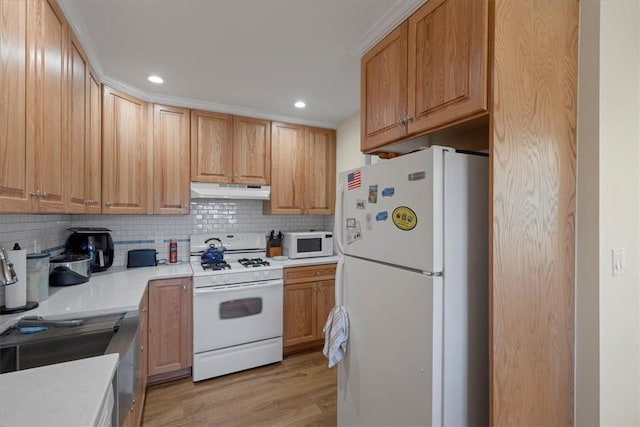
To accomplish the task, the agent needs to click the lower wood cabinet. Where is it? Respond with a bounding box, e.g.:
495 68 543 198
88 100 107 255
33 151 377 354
283 264 336 355
147 277 192 384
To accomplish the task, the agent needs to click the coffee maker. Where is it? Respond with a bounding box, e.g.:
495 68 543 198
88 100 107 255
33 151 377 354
65 227 114 272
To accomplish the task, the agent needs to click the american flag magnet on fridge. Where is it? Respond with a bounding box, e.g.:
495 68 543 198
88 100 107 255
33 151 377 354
347 170 361 190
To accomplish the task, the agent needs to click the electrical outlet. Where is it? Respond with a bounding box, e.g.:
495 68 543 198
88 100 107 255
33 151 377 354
612 248 625 276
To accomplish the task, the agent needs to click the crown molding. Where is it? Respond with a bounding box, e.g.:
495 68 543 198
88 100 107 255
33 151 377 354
57 0 104 76
101 75 337 129
350 0 426 57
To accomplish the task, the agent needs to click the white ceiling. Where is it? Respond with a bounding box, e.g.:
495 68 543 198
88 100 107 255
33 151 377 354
59 0 425 128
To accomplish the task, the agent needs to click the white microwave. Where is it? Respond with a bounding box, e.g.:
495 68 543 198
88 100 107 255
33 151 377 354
283 232 334 259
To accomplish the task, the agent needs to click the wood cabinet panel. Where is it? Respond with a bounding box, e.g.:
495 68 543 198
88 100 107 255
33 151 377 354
361 22 408 152
283 282 317 348
283 264 337 355
190 110 233 183
85 72 101 213
316 280 335 339
284 264 337 284
66 32 89 213
0 0 33 212
268 123 335 215
153 104 190 214
269 122 306 214
102 86 151 214
407 0 488 134
305 127 336 214
490 0 578 424
148 278 192 377
33 0 67 212
233 116 270 185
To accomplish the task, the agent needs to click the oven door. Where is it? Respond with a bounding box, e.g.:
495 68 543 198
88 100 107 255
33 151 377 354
193 279 283 353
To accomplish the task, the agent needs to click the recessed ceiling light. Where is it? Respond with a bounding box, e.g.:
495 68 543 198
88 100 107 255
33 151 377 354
294 101 306 108
148 75 163 84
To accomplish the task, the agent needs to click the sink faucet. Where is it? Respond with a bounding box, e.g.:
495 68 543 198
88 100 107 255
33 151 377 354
0 247 18 286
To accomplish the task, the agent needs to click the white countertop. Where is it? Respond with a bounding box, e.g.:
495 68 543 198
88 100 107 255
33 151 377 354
0 353 119 427
0 263 193 332
0 256 337 426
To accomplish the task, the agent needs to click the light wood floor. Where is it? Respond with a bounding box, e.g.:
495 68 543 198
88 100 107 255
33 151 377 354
142 351 337 427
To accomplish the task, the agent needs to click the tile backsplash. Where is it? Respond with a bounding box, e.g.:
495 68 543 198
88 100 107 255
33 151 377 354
0 214 71 254
0 200 334 269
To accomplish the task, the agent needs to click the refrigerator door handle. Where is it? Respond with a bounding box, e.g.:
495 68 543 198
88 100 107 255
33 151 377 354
334 180 345 255
335 256 345 305
423 271 444 277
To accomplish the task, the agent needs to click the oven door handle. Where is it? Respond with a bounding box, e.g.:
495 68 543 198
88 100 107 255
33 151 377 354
194 280 283 295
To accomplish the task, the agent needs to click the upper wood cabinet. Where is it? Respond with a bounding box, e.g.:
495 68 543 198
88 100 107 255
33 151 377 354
86 73 102 213
267 122 335 215
191 110 270 185
0 0 34 212
102 86 152 214
32 0 68 213
268 122 306 214
66 32 101 213
191 110 233 183
233 116 271 185
407 0 489 136
361 0 489 152
305 127 336 214
153 104 190 214
361 22 409 152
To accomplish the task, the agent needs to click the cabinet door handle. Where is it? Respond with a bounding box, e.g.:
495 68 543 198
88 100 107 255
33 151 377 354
404 115 413 124
182 285 187 290
105 202 112 208
41 192 48 198
30 191 41 198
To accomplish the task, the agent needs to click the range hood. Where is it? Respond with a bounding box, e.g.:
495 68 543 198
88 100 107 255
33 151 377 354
190 182 270 200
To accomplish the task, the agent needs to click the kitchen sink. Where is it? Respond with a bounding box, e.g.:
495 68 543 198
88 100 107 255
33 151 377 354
0 313 123 373
0 312 139 427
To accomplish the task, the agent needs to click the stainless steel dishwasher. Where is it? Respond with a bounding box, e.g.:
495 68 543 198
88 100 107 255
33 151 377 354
0 311 139 427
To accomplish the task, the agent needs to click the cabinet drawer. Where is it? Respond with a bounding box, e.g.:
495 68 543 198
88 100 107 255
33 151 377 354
284 264 336 284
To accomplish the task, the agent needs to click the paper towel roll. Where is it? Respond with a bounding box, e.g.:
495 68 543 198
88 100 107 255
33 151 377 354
6 249 27 309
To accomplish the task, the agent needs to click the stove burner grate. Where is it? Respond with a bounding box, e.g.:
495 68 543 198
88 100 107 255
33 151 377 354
201 261 231 271
238 258 270 268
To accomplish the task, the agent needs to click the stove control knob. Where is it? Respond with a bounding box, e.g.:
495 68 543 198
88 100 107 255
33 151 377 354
223 276 229 283
253 271 260 280
209 276 219 285
263 271 270 278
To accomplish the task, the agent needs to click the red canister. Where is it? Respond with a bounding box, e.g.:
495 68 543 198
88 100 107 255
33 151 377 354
169 239 178 263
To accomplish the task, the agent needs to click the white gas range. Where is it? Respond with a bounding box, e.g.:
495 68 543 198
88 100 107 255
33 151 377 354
190 233 283 382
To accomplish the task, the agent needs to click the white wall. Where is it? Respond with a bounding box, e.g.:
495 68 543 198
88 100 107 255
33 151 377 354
599 1 640 423
576 0 640 424
336 112 362 174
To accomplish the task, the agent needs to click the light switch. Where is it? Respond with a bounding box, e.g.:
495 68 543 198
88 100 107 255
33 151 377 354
612 248 625 276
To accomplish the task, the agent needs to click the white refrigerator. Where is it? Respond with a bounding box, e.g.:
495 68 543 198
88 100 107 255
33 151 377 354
334 146 488 426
